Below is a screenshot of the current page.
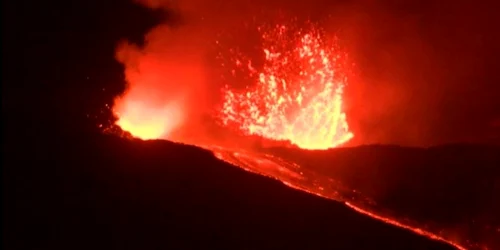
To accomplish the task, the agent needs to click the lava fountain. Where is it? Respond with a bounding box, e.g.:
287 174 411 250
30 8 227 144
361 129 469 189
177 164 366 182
217 24 354 149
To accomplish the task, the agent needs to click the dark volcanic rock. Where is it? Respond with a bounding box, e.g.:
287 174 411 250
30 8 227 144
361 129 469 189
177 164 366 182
3 132 456 250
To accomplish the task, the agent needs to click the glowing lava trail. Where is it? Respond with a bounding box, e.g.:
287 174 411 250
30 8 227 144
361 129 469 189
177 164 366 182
218 24 353 149
206 146 467 250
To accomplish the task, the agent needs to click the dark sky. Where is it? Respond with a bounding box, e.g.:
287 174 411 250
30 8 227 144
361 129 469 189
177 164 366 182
3 0 499 146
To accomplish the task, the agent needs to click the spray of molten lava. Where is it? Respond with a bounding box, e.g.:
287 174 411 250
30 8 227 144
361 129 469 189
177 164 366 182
218 24 354 149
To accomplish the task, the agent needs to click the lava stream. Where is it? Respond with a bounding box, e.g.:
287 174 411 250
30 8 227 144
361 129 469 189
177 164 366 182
207 146 466 250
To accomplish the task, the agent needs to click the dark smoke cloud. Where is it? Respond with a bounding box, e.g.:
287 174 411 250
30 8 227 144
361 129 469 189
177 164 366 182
116 0 499 146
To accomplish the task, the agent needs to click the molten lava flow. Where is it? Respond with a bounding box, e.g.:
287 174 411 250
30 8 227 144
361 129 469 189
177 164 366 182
207 145 468 250
344 203 467 250
218 24 354 149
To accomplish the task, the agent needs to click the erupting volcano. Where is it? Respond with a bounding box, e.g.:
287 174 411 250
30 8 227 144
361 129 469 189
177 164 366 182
217 24 353 149
112 21 354 149
106 14 494 250
5 0 499 249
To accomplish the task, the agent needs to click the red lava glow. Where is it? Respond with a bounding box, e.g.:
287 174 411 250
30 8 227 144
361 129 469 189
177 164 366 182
113 97 184 140
217 24 354 149
111 26 207 141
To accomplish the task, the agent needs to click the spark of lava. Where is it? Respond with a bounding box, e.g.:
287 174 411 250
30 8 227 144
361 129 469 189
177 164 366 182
217 23 354 150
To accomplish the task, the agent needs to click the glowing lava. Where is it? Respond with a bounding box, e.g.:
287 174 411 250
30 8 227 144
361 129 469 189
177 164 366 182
218 24 353 149
113 97 183 140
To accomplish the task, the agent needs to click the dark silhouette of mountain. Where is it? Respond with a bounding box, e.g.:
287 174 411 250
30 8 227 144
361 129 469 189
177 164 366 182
3 129 458 250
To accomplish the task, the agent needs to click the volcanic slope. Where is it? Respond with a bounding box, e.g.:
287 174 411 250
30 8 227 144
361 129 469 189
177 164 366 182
3 132 460 250
263 144 500 249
